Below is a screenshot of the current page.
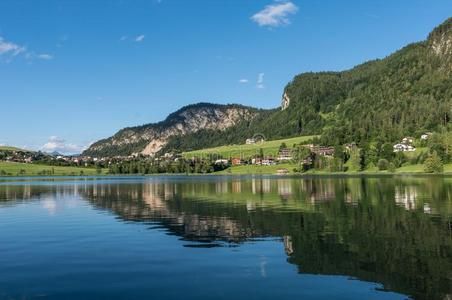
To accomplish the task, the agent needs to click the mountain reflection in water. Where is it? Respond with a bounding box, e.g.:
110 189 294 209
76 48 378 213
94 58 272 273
0 176 451 300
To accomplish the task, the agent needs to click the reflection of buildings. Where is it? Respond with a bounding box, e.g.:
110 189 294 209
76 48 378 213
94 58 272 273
283 235 293 255
277 179 292 199
251 178 271 194
395 186 418 210
299 179 336 203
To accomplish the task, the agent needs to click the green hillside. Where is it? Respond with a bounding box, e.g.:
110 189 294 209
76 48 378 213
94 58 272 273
183 135 316 159
0 146 30 152
0 162 107 176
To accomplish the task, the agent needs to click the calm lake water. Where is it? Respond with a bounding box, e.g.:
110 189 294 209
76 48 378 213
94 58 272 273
0 176 451 300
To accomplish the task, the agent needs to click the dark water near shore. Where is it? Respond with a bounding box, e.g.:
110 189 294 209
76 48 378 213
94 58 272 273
0 176 451 300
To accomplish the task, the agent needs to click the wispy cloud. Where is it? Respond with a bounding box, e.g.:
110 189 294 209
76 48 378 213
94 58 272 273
41 136 88 154
239 78 249 84
36 53 53 60
135 35 145 42
251 1 298 27
0 36 53 62
0 36 26 57
256 73 265 89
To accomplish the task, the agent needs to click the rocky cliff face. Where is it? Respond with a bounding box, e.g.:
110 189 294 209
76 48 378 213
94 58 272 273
428 17 451 57
84 103 258 157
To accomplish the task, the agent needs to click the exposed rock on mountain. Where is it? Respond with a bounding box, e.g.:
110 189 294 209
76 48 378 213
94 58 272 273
83 103 259 157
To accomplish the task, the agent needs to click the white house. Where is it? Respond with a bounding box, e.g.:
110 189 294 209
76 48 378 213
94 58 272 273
421 133 432 140
393 143 416 152
245 138 256 145
214 159 229 165
402 137 414 144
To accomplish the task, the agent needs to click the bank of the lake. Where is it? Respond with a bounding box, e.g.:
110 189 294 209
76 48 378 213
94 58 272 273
0 161 108 176
2 161 452 177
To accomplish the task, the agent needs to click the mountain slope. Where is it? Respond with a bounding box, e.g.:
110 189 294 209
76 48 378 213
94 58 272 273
86 18 452 157
83 103 262 157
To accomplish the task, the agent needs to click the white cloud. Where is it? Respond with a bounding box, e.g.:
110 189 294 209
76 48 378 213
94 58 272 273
120 35 127 41
239 79 249 83
41 136 88 154
0 36 53 62
0 36 26 56
135 35 145 42
256 73 265 89
36 53 53 60
251 1 298 27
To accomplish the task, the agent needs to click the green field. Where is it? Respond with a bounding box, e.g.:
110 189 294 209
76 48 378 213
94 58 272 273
217 163 297 175
183 135 317 159
0 162 108 176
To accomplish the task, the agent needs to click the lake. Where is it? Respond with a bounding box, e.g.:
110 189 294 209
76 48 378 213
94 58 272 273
0 175 451 300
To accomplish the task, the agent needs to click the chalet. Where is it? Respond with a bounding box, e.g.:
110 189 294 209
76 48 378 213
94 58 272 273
278 148 293 161
307 145 335 157
231 158 243 166
245 138 256 145
215 159 229 165
402 137 414 144
262 158 276 166
393 143 416 152
421 133 432 140
251 157 262 165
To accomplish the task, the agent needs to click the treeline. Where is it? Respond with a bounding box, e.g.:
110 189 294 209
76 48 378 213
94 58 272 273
108 158 228 175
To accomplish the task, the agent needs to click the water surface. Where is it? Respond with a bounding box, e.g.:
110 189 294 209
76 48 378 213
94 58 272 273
0 176 451 300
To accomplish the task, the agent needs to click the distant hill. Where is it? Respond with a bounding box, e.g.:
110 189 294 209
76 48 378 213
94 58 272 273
0 146 32 152
85 18 452 157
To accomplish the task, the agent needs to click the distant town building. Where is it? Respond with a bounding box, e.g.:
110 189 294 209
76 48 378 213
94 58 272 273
278 148 293 161
251 157 262 165
262 158 275 166
421 133 432 140
393 143 416 152
231 158 243 166
402 137 414 144
245 138 256 145
215 159 229 165
304 145 335 157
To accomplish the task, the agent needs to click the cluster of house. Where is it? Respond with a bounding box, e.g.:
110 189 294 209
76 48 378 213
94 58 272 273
0 150 45 164
214 144 336 167
393 133 431 152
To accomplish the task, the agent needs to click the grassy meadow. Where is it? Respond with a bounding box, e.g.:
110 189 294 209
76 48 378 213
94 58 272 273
0 162 108 176
183 135 317 159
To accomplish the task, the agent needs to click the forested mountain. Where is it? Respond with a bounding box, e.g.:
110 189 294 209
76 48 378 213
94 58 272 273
85 18 452 157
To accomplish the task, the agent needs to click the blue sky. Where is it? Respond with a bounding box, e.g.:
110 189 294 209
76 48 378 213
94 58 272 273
0 0 451 154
